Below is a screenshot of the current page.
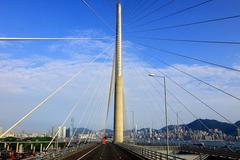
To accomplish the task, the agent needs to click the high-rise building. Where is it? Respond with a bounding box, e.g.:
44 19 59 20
58 127 62 138
66 128 71 138
237 128 240 137
52 126 67 139
71 118 74 138
62 127 66 138
0 127 3 135
52 126 57 137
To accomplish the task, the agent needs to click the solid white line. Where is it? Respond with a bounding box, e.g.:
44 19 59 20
77 145 101 160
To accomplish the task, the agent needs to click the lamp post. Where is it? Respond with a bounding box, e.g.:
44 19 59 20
148 73 169 158
130 111 135 144
176 111 182 146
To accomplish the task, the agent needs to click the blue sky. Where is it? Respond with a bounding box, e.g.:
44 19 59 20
1 0 240 64
0 0 240 133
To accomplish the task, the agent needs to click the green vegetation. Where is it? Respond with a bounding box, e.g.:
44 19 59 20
0 136 52 142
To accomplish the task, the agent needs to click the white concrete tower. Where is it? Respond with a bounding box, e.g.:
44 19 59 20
113 0 124 143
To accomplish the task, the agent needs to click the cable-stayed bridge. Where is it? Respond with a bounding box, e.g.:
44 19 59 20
0 0 240 159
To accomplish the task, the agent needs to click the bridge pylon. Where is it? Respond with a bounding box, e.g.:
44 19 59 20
113 1 124 143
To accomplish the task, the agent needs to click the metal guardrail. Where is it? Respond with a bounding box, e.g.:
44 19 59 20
180 146 240 159
193 154 209 160
118 143 186 160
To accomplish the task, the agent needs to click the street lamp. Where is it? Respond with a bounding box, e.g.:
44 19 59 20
176 111 182 146
148 73 169 158
125 110 136 144
130 111 135 144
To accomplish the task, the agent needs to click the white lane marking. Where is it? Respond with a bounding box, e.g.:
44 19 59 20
77 145 101 160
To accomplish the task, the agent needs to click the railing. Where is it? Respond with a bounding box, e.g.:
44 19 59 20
141 145 180 151
193 154 209 160
23 143 96 160
118 143 186 160
180 146 240 159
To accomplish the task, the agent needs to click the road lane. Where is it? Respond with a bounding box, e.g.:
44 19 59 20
77 143 146 160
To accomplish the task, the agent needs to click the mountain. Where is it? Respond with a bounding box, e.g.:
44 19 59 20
235 121 240 127
161 119 240 135
99 129 114 137
75 128 91 133
187 119 237 135
159 119 239 136
102 129 113 135
68 119 239 136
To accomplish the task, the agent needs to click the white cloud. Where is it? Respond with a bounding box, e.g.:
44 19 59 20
0 29 240 133
123 59 240 129
0 41 9 47
48 29 114 58
0 55 113 131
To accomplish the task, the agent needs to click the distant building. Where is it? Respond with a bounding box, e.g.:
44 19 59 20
0 127 3 135
52 126 67 139
66 128 71 138
237 128 240 137
66 127 85 138
52 127 57 137
62 127 66 138
149 128 152 138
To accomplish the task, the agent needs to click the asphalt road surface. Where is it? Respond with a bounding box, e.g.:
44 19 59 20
76 143 146 160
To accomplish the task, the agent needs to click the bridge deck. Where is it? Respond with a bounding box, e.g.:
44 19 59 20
73 143 146 160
